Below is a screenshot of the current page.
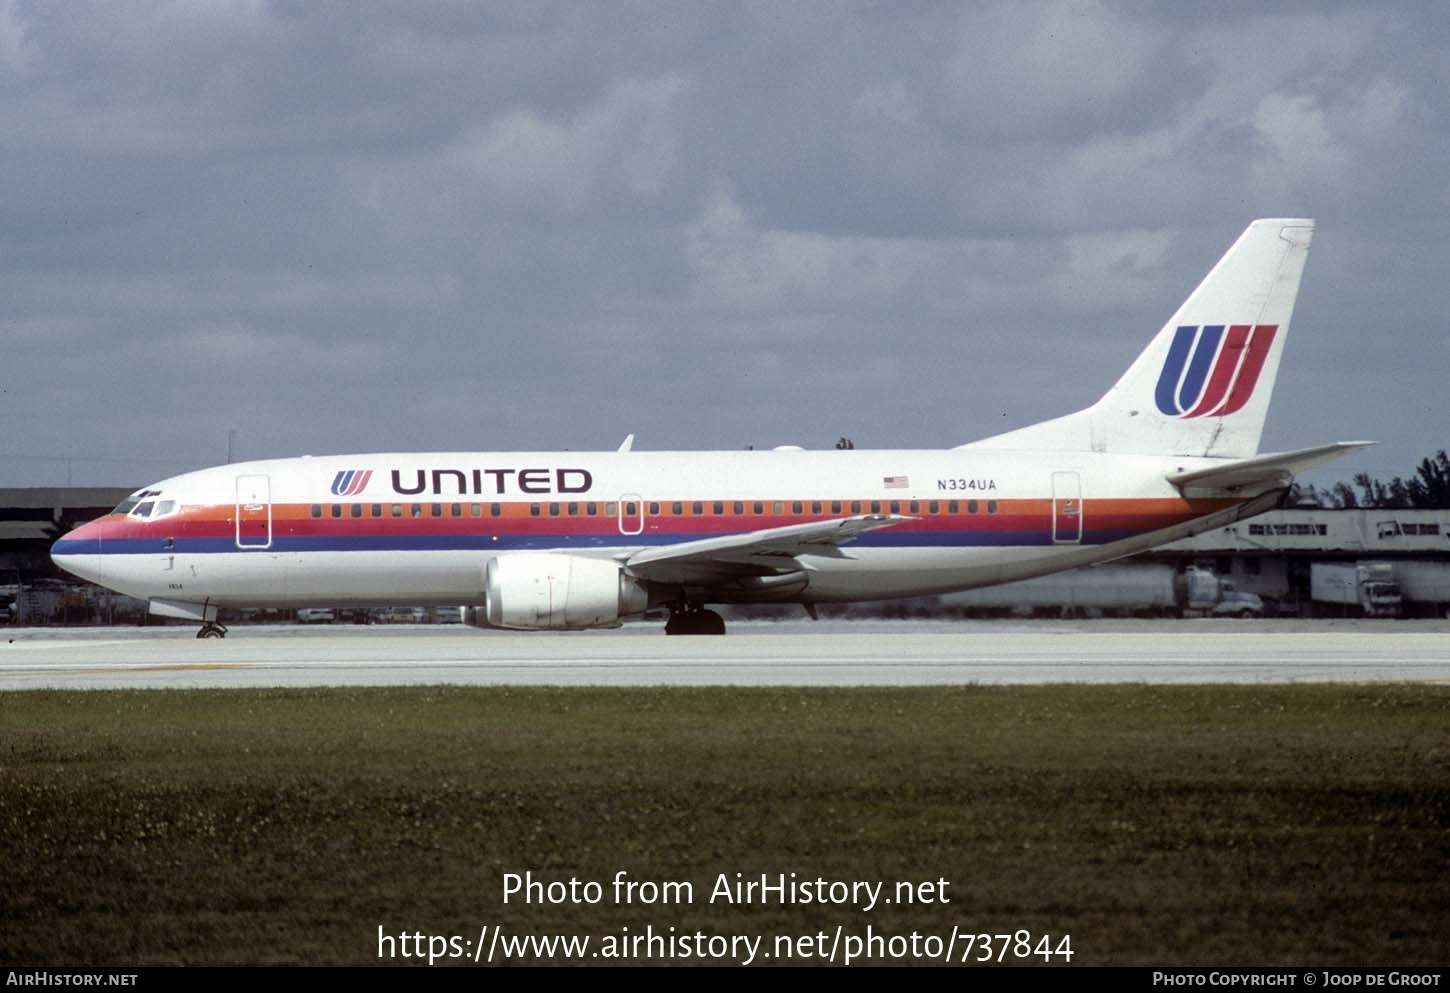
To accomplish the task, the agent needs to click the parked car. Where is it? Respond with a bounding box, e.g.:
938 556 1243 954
369 606 427 624
432 606 463 624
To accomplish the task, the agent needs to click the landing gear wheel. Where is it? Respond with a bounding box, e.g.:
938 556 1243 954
664 606 726 636
197 622 228 639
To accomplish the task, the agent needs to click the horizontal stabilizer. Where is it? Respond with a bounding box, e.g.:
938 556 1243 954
1166 441 1375 496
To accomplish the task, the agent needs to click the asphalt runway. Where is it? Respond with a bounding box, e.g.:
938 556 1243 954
2 619 1448 689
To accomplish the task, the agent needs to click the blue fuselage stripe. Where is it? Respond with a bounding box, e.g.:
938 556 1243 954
53 528 1153 557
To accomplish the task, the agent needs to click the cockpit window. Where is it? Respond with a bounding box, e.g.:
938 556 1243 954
118 488 174 517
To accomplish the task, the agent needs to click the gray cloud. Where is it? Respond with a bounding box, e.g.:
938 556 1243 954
1 1 1444 488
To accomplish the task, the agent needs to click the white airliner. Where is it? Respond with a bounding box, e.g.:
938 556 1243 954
53 218 1369 636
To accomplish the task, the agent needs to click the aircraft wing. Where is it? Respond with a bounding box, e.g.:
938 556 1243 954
1166 441 1375 496
624 514 913 583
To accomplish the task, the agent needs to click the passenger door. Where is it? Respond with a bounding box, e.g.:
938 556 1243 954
235 474 272 549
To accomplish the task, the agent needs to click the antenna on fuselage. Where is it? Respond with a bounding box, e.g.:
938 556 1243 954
618 433 635 453
226 429 238 464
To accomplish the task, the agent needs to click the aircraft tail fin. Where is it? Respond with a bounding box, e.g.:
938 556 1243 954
962 218 1315 459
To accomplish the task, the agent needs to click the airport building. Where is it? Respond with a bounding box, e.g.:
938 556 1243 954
1148 508 1450 609
938 508 1450 619
0 487 134 624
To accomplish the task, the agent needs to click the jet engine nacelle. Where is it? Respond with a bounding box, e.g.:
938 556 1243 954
470 553 649 630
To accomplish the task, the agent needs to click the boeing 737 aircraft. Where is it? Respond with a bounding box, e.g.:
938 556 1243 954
53 218 1369 636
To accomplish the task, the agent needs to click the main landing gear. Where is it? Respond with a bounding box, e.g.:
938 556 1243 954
664 604 726 636
197 621 228 639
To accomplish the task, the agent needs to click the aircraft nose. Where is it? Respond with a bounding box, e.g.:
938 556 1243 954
51 519 106 585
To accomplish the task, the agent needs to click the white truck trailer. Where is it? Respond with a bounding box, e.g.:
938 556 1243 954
940 563 1261 618
1392 560 1450 618
1310 561 1403 617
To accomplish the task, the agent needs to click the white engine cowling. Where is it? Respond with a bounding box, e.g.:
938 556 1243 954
473 553 649 630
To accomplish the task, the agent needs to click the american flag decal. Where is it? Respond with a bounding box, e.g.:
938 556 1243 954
883 475 909 489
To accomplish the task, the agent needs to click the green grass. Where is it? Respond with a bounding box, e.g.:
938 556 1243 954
2 685 1447 965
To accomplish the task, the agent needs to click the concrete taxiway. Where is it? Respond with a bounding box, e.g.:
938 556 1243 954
2 620 1448 689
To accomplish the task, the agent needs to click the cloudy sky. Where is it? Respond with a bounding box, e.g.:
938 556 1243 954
2 1 1445 491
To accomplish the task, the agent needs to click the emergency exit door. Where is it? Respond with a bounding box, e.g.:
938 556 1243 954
1052 471 1083 544
618 493 645 536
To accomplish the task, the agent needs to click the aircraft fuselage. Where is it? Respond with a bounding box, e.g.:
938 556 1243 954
52 448 1261 610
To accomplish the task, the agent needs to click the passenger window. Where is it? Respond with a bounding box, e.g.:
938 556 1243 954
431 504 443 517
311 505 322 518
606 502 618 516
392 504 403 518
753 501 764 514
774 501 784 514
331 505 342 518
672 501 683 515
948 500 959 514
811 501 822 514
792 501 803 514
372 504 383 517
491 503 502 517
351 504 363 518
968 500 978 514
851 501 861 514
987 500 998 514
411 504 423 518
713 501 724 515
870 501 881 514
831 501 841 514
693 501 703 515
568 502 579 516
623 502 635 516
530 504 540 517
470 504 482 517
586 502 598 516
928 501 939 514
909 501 920 514
890 501 901 514
549 503 560 517
451 503 462 517
649 502 660 515
733 501 744 514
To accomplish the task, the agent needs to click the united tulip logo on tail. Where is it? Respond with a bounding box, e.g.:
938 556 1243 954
330 469 372 496
1154 324 1278 418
